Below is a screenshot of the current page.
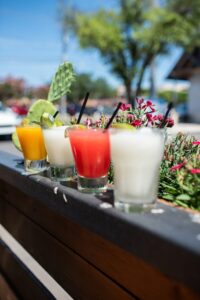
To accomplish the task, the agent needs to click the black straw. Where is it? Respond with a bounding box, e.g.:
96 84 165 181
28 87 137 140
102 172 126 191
77 92 90 124
53 111 59 119
160 102 173 128
104 102 122 130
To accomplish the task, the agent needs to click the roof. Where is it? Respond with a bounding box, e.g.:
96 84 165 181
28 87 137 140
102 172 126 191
167 47 200 80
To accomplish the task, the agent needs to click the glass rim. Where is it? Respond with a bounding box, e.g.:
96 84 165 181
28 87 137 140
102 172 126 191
109 127 165 134
42 125 69 131
67 126 106 132
16 124 41 128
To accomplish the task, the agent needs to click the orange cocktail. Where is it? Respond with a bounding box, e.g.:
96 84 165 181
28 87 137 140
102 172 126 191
16 125 47 172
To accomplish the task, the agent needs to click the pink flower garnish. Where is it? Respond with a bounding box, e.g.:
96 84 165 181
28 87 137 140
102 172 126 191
141 100 155 109
152 114 163 122
127 114 134 120
150 107 156 113
120 103 131 111
136 98 144 105
146 100 154 107
146 113 153 121
166 117 174 128
170 163 184 172
132 119 142 127
156 114 164 121
85 118 92 126
190 169 200 174
192 141 200 145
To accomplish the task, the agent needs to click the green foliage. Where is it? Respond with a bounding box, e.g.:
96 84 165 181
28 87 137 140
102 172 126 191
135 8 195 52
159 133 200 210
158 90 188 104
168 0 200 48
67 73 116 102
92 77 116 99
48 62 75 102
77 11 124 54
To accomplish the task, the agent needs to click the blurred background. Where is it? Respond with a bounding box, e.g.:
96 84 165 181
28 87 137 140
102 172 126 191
1 0 200 145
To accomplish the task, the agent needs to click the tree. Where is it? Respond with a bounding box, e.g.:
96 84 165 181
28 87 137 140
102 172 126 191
67 73 116 102
63 0 200 105
0 77 26 102
64 0 150 104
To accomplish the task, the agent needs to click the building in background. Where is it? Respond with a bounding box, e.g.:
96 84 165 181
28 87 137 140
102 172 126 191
168 47 200 123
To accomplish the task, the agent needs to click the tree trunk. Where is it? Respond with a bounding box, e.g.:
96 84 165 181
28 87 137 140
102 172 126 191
135 52 154 98
125 80 134 107
135 64 146 98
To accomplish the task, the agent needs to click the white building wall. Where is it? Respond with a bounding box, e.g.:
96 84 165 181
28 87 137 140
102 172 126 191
188 72 200 123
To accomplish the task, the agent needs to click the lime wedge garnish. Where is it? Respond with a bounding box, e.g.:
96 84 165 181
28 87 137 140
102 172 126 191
27 99 57 123
40 112 55 128
64 124 86 138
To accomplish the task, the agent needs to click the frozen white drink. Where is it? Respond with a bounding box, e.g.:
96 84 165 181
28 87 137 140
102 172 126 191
43 126 74 181
110 128 164 211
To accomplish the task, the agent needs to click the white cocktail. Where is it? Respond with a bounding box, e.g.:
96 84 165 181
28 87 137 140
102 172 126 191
43 126 75 181
110 128 164 211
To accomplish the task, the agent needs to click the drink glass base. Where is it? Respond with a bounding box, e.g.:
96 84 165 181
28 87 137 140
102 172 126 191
78 175 108 193
25 159 47 173
48 165 75 182
114 200 155 213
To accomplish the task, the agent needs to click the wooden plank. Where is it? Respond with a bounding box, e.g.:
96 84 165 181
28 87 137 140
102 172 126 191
0 199 136 300
0 182 199 300
0 240 55 300
0 273 18 300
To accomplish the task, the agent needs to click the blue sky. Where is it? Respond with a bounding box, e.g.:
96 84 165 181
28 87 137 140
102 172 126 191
0 0 182 89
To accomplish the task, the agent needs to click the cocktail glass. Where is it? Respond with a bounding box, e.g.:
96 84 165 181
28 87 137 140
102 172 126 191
16 125 47 173
110 128 164 212
42 126 75 181
68 128 110 193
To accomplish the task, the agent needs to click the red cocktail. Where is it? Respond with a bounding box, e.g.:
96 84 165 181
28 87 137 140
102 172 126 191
68 128 110 192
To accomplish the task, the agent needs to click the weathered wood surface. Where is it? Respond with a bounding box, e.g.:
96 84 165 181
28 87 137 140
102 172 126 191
0 240 55 300
0 273 18 300
0 151 200 299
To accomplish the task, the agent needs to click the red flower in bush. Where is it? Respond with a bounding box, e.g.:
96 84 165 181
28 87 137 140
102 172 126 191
192 141 200 145
190 169 200 174
132 119 142 127
170 163 184 172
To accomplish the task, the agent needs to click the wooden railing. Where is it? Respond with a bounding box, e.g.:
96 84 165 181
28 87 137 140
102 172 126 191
0 151 200 300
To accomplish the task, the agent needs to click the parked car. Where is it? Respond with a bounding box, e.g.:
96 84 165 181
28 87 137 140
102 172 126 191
0 103 21 136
